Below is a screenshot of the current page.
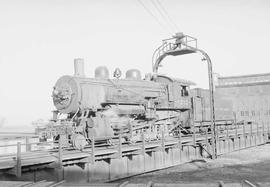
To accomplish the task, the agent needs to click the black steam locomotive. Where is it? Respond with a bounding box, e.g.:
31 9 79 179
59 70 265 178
40 59 233 149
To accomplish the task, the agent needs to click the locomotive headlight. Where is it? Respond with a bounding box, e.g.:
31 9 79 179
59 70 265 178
52 75 81 114
52 83 73 110
52 87 59 96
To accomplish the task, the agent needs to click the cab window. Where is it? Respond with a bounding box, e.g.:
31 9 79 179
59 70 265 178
181 86 189 97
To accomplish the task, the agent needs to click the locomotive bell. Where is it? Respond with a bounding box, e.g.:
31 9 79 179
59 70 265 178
95 66 109 79
113 68 122 79
126 69 142 80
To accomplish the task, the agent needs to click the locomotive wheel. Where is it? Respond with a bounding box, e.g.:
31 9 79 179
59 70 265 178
72 134 87 150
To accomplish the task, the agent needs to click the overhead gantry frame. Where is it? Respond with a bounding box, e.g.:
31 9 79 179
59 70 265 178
152 32 217 158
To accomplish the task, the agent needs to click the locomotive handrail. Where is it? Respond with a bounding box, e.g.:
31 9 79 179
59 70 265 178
0 131 193 153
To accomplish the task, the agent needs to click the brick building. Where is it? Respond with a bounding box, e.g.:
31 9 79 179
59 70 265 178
215 73 270 122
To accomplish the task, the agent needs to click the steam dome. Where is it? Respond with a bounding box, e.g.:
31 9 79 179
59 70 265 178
95 66 109 79
126 69 141 80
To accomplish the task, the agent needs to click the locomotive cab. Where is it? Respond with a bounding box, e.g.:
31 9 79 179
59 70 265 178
155 75 195 110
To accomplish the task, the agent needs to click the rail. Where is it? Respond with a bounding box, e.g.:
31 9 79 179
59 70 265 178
0 179 266 186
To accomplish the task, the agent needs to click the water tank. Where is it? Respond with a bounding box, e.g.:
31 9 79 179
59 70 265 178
95 66 109 79
126 69 141 80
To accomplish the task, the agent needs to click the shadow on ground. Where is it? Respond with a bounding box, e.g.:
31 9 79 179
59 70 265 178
115 144 270 184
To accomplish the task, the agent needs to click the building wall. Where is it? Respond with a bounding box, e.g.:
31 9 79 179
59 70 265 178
216 74 270 122
217 73 270 86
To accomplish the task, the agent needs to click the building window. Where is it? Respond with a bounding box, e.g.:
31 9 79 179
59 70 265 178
240 111 245 116
245 111 249 116
251 111 255 116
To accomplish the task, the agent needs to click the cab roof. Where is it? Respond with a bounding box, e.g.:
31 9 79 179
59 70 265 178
156 75 196 86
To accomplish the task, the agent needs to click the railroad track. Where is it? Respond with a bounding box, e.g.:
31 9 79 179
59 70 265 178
0 179 264 187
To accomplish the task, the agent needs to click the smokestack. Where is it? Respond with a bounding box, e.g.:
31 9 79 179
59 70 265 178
74 58 85 77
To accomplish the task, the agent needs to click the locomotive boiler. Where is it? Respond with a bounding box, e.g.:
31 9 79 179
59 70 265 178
47 58 195 149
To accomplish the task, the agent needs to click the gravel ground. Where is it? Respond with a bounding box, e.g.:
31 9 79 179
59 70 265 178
116 144 270 184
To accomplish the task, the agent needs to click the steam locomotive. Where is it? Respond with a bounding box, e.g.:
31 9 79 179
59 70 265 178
41 59 233 149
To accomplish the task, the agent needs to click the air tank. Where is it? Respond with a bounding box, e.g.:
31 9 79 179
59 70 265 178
95 66 109 79
125 69 141 80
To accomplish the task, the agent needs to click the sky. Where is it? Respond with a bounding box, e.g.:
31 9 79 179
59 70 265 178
0 0 270 128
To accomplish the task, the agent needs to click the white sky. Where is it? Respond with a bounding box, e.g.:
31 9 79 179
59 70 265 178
0 0 270 128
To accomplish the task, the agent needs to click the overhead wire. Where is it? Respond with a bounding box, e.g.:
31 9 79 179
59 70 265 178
136 0 172 35
150 0 176 34
155 0 180 32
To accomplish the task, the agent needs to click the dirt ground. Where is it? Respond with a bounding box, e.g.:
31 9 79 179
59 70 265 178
116 144 270 184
